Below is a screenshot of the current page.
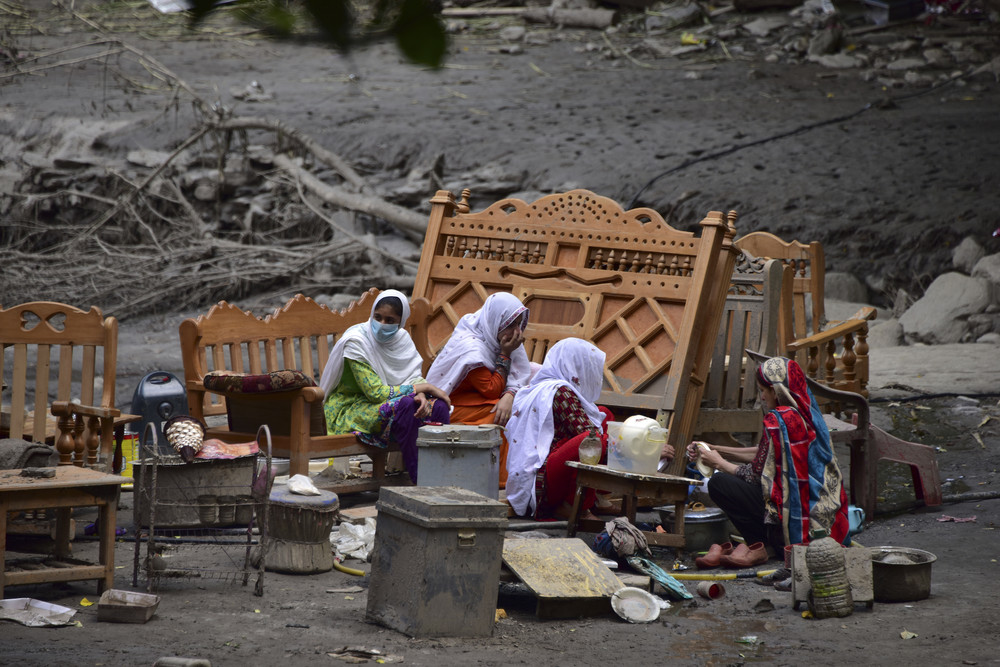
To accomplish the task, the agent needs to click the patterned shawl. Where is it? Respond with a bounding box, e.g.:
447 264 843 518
756 356 850 545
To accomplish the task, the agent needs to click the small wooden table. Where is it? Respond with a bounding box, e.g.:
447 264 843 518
1 466 124 598
565 462 694 550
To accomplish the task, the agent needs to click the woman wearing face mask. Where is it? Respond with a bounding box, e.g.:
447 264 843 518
425 293 531 488
319 289 451 483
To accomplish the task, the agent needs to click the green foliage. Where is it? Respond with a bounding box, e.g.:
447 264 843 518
187 0 448 67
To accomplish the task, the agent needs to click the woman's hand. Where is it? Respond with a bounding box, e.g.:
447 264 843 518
413 393 431 419
688 441 726 470
498 327 524 358
414 382 452 407
491 392 515 426
660 442 675 461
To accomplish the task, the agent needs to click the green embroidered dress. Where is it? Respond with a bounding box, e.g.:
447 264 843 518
324 357 422 448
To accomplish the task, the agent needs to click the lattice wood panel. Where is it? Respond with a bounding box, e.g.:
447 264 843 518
411 189 739 441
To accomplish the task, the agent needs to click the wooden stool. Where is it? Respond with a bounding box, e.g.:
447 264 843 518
565 462 693 550
265 486 339 574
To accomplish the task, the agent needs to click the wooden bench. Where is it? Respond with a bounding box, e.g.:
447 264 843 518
179 290 409 493
1 301 139 469
735 232 876 400
409 188 740 479
693 254 785 444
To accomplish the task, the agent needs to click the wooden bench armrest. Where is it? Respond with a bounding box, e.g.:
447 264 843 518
804 376 869 433
825 306 878 331
51 400 120 420
786 317 869 353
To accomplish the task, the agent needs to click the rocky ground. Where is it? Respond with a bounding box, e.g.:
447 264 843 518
2 0 1000 664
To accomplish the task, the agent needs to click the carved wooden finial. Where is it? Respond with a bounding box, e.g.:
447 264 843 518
458 188 472 214
725 210 738 239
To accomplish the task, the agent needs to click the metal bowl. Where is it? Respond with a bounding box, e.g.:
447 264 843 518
870 546 937 602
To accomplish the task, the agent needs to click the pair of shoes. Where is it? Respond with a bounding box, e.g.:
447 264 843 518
721 541 768 568
695 542 734 569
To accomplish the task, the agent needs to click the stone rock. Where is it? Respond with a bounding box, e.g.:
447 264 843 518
903 71 934 86
499 26 526 42
808 26 842 56
825 272 869 303
886 57 926 71
899 272 992 344
743 17 788 37
967 313 1000 339
971 253 1000 297
810 53 860 68
952 237 985 274
867 318 904 348
923 48 952 67
977 332 1000 345
892 288 915 319
646 4 702 31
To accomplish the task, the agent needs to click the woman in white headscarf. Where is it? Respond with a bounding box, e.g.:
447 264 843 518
320 289 450 483
425 292 531 487
504 338 614 519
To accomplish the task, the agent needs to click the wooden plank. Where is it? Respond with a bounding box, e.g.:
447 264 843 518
339 504 378 524
502 538 622 618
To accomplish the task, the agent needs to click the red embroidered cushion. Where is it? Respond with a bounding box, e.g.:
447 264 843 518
203 369 316 393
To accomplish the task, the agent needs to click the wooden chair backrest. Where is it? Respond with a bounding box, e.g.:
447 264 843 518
0 301 118 443
410 188 739 475
734 231 825 348
179 291 377 421
697 256 785 437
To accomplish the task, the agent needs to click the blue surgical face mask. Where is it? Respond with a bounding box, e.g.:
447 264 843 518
370 320 399 343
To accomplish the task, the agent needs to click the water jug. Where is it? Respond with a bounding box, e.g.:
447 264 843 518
806 527 853 619
608 415 664 475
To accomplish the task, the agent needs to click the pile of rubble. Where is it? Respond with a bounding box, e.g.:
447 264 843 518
445 0 1000 88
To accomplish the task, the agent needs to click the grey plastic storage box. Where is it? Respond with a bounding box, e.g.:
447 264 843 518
416 424 501 500
366 486 507 637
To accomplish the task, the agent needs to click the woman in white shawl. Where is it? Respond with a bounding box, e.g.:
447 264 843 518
425 292 531 488
320 289 450 483
505 338 614 519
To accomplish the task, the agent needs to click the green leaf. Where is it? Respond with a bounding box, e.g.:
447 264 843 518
393 0 447 68
305 0 355 51
187 0 221 25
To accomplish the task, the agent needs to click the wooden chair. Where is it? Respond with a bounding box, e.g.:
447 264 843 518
745 350 941 518
735 231 876 400
694 255 785 444
0 301 138 469
179 290 411 493
409 188 740 479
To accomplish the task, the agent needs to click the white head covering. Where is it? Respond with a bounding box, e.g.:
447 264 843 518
319 289 425 396
504 338 606 516
425 292 531 396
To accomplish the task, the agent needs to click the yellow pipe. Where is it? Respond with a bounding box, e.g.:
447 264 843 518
333 560 366 576
671 568 778 581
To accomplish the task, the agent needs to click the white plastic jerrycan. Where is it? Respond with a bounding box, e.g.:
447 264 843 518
608 415 665 475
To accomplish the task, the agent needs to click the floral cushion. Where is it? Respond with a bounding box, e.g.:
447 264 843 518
203 369 316 394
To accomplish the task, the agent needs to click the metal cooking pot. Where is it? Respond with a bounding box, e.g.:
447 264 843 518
656 505 732 553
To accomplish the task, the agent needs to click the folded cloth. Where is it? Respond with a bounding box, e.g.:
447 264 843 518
0 438 58 470
605 517 652 558
195 438 260 460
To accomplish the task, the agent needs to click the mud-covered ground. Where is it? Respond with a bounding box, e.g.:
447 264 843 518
2 1 1000 665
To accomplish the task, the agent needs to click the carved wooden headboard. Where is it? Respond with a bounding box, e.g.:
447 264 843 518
410 189 739 475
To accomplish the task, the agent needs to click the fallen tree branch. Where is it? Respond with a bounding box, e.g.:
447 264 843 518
213 117 368 192
272 153 426 242
288 173 419 270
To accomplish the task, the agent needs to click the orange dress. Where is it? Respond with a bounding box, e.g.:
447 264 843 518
450 366 513 487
